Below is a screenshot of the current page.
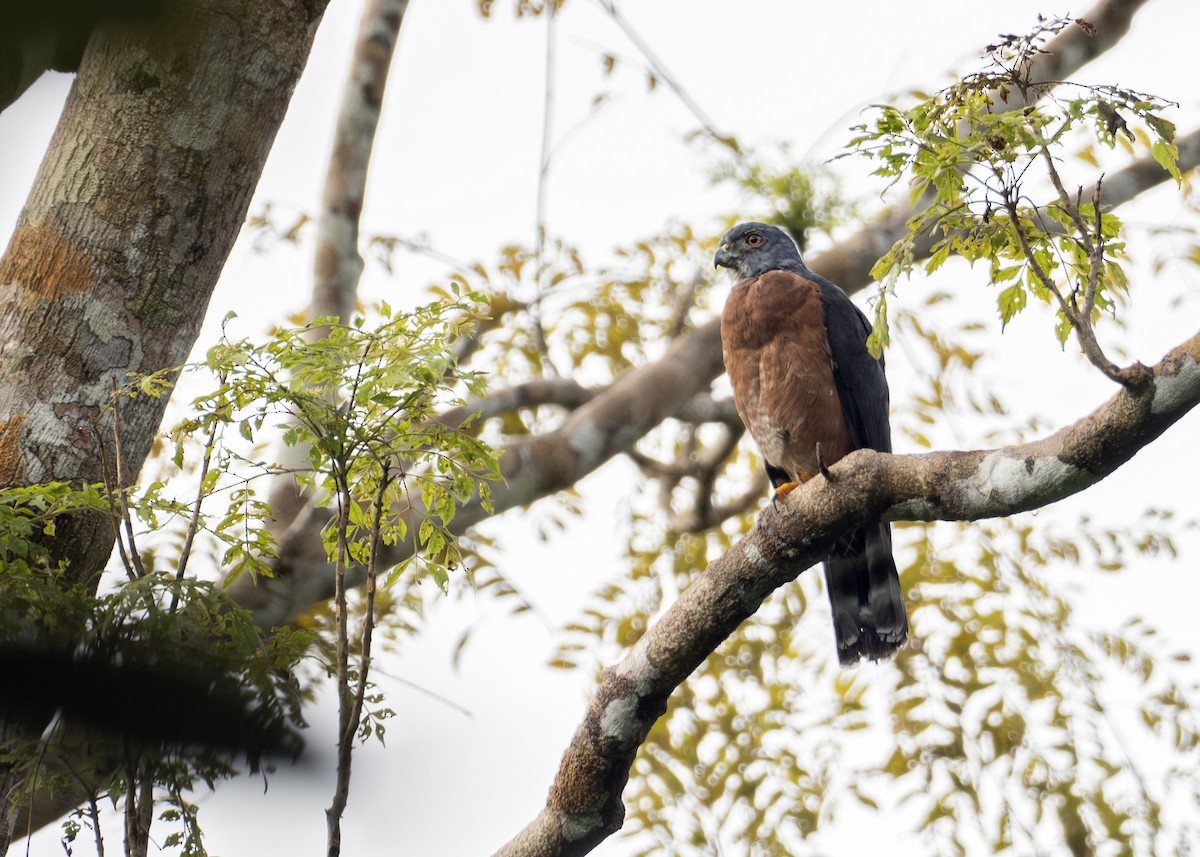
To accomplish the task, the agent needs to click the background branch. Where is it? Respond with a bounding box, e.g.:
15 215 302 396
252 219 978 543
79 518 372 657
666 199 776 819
311 0 410 324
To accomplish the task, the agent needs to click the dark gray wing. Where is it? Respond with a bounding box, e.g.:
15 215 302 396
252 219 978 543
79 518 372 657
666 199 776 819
806 274 905 664
810 274 892 454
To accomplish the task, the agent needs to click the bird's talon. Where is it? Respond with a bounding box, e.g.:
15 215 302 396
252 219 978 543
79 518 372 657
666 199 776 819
771 481 799 508
816 442 835 481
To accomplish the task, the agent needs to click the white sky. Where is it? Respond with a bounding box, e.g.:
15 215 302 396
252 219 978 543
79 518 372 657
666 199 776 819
3 0 1199 854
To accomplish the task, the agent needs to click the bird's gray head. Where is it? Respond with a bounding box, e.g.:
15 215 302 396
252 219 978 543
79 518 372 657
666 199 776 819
713 222 806 280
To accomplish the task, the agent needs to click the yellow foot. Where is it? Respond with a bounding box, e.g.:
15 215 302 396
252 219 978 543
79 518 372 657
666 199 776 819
773 481 799 502
772 473 815 506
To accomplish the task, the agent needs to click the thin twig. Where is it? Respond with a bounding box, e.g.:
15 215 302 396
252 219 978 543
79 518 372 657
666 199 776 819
667 270 703 339
1082 174 1106 318
686 424 743 524
20 712 58 849
532 2 559 374
670 471 770 534
170 392 222 613
110 383 146 580
325 469 354 857
87 792 104 857
123 765 153 857
371 667 475 717
593 0 735 152
92 397 135 580
1041 145 1096 253
348 463 393 751
1002 189 1132 383
1000 191 1073 319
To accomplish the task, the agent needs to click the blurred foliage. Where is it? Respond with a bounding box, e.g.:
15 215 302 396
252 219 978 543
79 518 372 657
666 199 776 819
0 493 308 856
709 144 860 252
444 225 719 397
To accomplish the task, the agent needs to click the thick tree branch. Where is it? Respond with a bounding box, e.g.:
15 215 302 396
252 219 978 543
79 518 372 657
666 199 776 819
492 328 1200 857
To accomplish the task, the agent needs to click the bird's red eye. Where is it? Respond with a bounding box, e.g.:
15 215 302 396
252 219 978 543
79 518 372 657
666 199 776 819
746 233 763 247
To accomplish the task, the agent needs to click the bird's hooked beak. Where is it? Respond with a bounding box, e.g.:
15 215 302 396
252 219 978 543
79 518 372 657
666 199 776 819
714 243 735 269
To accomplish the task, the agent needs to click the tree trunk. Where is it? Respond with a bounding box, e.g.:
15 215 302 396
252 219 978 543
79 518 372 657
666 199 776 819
0 0 328 574
0 0 330 845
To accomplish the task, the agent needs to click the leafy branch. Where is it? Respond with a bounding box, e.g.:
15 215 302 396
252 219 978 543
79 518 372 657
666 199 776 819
847 15 1181 386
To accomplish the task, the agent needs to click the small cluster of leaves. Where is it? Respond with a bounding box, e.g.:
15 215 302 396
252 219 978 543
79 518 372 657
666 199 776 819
0 493 103 660
174 294 501 591
0 481 109 569
243 202 310 253
846 15 1181 358
475 0 565 18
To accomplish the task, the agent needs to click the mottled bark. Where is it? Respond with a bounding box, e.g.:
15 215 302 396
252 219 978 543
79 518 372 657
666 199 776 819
493 328 1200 857
0 0 329 843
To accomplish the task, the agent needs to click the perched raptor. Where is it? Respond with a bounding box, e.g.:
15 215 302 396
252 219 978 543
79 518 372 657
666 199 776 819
715 222 908 665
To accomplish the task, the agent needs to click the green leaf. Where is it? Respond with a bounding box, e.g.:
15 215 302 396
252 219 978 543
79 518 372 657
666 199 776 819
925 241 952 274
997 283 1026 327
1151 138 1182 185
1055 312 1073 346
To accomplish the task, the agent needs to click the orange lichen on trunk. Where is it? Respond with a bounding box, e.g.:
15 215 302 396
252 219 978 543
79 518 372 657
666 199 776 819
0 413 27 485
0 224 96 305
